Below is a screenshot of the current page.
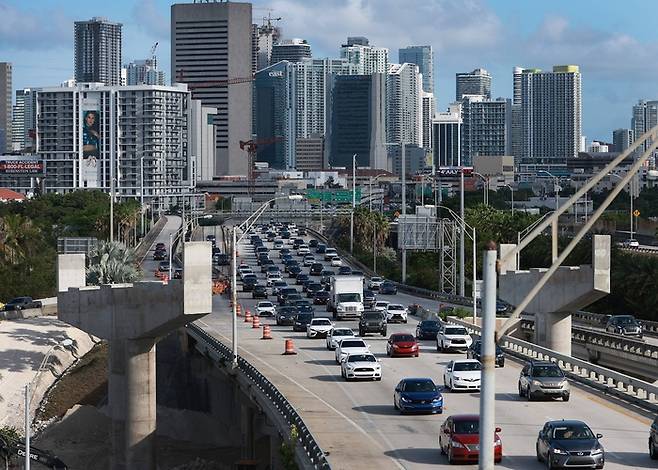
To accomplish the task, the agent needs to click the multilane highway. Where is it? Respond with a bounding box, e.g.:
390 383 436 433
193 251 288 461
186 223 653 470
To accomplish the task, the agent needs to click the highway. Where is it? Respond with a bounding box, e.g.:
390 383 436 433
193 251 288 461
190 223 654 470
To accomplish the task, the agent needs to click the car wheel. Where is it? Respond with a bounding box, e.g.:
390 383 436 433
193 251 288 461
547 455 555 470
563 394 570 402
382 328 387 336
527 389 534 401
518 382 524 398
536 443 543 462
394 398 399 410
650 438 658 460
404 319 408 324
436 341 441 352
447 447 456 465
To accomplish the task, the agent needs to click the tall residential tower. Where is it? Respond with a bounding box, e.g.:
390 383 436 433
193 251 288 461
74 18 122 86
399 45 434 94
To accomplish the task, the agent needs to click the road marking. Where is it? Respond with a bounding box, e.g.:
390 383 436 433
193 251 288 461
196 320 406 470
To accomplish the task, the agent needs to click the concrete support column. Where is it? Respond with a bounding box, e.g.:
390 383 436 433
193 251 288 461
241 403 255 460
110 338 157 470
535 312 572 356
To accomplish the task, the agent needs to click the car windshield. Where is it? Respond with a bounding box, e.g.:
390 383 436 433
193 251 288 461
388 305 404 310
422 321 440 328
333 329 353 337
405 380 436 392
552 425 594 440
615 316 636 325
375 302 388 307
259 302 273 307
454 420 479 434
348 354 376 362
296 314 313 321
337 293 361 302
445 327 468 335
453 362 481 371
364 313 382 320
314 319 332 325
533 366 563 378
341 340 366 348
371 277 383 282
394 334 415 342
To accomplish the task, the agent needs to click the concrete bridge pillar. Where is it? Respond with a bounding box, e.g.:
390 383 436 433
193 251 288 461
535 311 572 356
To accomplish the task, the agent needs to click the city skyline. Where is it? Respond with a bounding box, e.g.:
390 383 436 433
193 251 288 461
2 0 658 141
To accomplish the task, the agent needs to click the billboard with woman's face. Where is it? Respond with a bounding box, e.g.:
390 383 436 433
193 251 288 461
81 109 101 187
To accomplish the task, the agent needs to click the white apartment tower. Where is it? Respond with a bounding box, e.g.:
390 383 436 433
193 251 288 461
387 63 422 147
421 91 435 151
340 36 389 74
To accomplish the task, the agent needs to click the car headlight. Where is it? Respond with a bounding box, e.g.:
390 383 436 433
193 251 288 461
450 440 465 448
400 396 411 403
432 397 443 403
559 379 568 387
337 306 345 312
346 364 354 369
532 380 542 386
552 448 568 455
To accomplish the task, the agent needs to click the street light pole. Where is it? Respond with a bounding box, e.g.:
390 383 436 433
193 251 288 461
168 233 173 280
231 226 238 369
350 154 356 254
504 184 514 214
140 156 145 237
24 383 30 470
459 168 465 297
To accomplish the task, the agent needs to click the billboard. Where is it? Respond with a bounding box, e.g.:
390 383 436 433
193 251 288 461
306 188 362 204
81 106 101 187
434 167 473 178
0 160 44 175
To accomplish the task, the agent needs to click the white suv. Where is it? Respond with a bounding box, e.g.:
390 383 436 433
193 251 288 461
298 245 310 255
436 325 473 352
368 277 384 290
373 301 390 312
306 318 334 338
335 338 370 364
385 304 408 323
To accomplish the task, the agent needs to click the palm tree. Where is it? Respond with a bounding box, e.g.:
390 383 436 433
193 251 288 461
86 241 142 285
0 214 39 264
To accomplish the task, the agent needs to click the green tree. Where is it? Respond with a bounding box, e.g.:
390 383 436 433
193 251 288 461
86 241 142 285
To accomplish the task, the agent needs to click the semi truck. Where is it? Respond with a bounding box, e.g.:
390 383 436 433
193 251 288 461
328 275 364 320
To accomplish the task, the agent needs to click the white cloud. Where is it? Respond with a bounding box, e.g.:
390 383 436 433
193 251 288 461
0 2 70 49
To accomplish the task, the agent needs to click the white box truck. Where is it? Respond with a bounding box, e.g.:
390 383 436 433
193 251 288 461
328 275 364 320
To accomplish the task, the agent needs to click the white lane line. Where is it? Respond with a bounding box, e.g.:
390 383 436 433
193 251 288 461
196 319 406 470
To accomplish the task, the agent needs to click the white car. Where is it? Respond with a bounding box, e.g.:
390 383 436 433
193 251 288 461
326 327 355 350
298 245 310 255
335 338 370 364
341 353 381 381
274 240 284 250
256 301 276 316
385 304 408 323
266 273 283 286
436 325 473 352
239 269 254 280
330 256 343 267
306 318 334 338
373 300 390 312
368 276 385 290
303 255 316 267
443 359 481 391
324 248 338 261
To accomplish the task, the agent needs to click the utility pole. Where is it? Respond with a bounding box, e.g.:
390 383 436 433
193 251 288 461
350 154 356 253
479 242 497 470
459 167 465 296
401 143 407 283
232 226 238 368
24 384 30 470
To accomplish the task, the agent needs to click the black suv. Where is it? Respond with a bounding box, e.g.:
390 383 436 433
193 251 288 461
363 289 376 309
467 340 505 367
605 314 643 338
252 285 268 299
359 311 387 336
293 312 315 332
309 263 324 276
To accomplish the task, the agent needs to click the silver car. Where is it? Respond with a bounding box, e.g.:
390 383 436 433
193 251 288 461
518 360 570 401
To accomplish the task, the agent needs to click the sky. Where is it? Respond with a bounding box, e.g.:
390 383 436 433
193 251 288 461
2 0 658 142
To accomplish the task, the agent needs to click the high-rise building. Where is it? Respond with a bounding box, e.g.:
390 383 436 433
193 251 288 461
613 128 634 153
36 83 211 200
460 95 511 166
271 39 312 64
387 63 423 149
398 45 434 94
171 1 253 176
253 18 281 71
0 63 11 153
295 135 325 171
340 37 389 74
421 91 435 152
327 74 387 169
12 89 39 152
432 103 462 168
254 61 294 169
632 100 658 156
456 68 491 101
125 59 165 86
74 17 122 86
520 65 582 166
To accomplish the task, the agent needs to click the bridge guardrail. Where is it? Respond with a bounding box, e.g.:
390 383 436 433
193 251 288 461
187 324 330 470
446 316 658 413
572 310 658 338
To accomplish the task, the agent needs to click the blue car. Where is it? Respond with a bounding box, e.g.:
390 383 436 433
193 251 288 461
393 378 443 414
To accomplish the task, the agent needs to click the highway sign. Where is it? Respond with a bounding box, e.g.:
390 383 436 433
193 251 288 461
307 189 361 204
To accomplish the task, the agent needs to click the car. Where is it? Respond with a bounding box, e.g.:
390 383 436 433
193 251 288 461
385 304 408 323
518 360 570 401
297 245 310 256
605 314 643 338
274 240 284 250
340 352 381 381
436 325 473 352
621 238 640 247
296 304 315 314
316 243 327 254
313 291 330 305
256 301 276 316
267 274 283 286
416 320 442 340
320 270 336 284
275 306 298 326
292 238 304 249
393 378 443 414
297 228 307 236
252 284 268 299
324 248 338 260
326 328 355 350
296 273 310 285
277 287 298 305
205 234 216 244
368 277 385 290
309 263 324 276
373 300 390 312
155 242 166 251
443 359 481 391
173 268 183 279
158 261 171 273
293 312 315 332
496 299 511 315
358 311 387 336
363 290 376 309
284 294 304 306
650 416 658 459
305 283 324 297
386 333 419 357
279 248 291 258
330 257 343 267
271 280 288 296
307 317 334 338
3 296 42 311
439 415 502 464
379 281 398 295
337 266 352 275
153 249 167 261
308 239 319 248
242 275 258 291
335 338 370 364
260 260 275 272
288 266 302 277
536 420 604 469
467 340 505 367
303 255 316 267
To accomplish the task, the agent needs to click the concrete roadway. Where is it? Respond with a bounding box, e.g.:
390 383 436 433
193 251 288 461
193 226 653 470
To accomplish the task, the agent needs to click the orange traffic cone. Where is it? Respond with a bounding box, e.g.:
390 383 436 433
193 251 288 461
236 304 242 317
282 339 297 355
162 274 169 284
252 315 261 329
244 309 252 323
261 324 272 340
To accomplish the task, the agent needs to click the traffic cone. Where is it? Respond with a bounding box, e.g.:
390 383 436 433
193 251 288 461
244 309 252 323
236 304 242 317
282 339 297 355
261 325 272 340
252 315 261 329
162 274 169 284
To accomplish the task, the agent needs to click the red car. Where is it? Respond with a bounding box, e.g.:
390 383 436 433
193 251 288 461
438 414 502 465
386 333 419 357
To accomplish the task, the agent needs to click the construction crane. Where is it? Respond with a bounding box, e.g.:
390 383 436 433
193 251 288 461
239 137 283 192
149 42 158 62
174 69 254 89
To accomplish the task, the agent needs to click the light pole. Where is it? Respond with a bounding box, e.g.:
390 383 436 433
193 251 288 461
25 339 73 469
538 170 560 211
350 154 357 254
459 167 465 297
231 195 304 368
504 184 514 214
472 171 489 206
140 156 145 237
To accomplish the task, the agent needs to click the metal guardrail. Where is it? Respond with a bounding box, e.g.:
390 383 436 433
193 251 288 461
186 324 330 470
446 317 658 413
